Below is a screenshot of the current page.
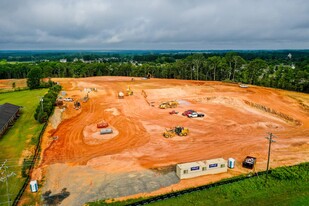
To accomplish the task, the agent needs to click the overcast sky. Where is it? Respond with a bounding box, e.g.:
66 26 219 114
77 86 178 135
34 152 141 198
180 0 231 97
1 0 309 50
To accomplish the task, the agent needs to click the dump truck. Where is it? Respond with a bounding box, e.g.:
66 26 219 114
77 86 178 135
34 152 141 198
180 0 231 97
159 101 179 109
163 126 189 138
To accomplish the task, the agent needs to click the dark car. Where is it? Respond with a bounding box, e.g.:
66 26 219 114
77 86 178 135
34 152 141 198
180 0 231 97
197 113 205 117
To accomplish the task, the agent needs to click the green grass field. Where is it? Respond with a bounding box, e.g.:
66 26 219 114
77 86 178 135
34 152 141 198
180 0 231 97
88 163 309 206
0 89 47 204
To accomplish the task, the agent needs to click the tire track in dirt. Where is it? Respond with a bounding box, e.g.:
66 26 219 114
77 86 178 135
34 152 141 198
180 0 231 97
42 81 150 166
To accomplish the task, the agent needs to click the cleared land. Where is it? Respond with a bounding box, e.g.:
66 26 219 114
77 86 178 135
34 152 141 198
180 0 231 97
0 89 48 204
31 76 308 205
0 79 27 92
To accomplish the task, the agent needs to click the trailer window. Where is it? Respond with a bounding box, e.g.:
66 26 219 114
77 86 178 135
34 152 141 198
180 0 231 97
221 164 225 168
183 170 188 174
202 167 207 171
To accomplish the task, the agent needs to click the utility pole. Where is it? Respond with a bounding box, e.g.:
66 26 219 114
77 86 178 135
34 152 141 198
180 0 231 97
265 132 277 181
0 160 16 206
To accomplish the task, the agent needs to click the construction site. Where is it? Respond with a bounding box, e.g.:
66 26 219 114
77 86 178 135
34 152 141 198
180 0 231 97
31 76 309 205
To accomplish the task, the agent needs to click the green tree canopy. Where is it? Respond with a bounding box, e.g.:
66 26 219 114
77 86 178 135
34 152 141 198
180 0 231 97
27 67 42 89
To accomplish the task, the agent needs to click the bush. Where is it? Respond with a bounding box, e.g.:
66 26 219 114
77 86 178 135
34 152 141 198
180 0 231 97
21 157 33 178
271 163 309 180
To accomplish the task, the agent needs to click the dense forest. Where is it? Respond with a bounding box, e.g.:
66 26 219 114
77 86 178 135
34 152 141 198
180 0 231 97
0 50 308 93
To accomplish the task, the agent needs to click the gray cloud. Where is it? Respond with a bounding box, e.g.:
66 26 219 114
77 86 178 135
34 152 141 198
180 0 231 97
0 0 309 49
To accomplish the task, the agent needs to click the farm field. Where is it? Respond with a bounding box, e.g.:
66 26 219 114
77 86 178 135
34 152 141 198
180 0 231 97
0 79 27 92
29 76 309 205
0 89 48 204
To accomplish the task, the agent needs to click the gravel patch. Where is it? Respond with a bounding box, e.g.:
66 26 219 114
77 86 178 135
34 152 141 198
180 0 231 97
43 164 179 206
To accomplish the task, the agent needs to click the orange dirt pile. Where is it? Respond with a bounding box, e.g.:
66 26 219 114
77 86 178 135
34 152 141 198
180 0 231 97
39 77 308 201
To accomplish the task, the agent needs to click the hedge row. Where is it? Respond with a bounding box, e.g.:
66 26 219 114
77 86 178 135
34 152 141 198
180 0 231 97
34 84 62 123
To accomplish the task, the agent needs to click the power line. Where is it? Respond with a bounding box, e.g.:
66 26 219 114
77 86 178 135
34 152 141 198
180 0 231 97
0 160 16 206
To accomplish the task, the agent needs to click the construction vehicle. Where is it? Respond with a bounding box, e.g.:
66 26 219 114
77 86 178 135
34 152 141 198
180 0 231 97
174 126 189 136
163 126 189 138
163 129 176 138
83 93 89 103
74 101 81 110
159 101 179 109
126 86 133 96
118 91 124 99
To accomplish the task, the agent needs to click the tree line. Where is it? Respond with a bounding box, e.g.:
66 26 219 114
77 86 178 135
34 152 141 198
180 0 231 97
0 52 308 93
34 84 62 123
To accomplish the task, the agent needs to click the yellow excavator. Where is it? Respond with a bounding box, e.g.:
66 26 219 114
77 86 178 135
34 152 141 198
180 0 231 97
159 101 178 109
163 126 189 138
126 86 133 96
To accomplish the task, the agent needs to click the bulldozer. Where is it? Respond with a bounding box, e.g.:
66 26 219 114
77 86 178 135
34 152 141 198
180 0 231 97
126 86 133 96
163 126 189 138
159 101 179 109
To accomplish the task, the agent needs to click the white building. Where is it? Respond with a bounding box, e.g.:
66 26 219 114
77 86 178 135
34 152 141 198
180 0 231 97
60 59 67 63
176 158 227 179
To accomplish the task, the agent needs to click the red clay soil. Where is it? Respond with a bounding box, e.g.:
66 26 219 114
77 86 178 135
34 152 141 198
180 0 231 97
41 77 308 174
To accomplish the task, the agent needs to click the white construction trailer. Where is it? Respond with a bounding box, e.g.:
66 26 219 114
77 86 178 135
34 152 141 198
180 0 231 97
176 158 227 179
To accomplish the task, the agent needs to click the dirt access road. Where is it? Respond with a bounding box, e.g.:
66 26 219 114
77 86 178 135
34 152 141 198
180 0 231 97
38 77 308 205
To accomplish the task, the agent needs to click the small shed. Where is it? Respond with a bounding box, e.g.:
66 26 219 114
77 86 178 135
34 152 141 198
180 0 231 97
176 158 227 179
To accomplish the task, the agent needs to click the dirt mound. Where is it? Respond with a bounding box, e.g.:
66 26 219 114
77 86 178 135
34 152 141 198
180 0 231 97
83 124 118 145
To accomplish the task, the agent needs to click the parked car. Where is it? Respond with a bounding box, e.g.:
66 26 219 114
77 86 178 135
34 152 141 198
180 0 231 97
169 110 179 115
188 112 205 118
197 113 205 117
182 110 196 116
188 112 198 118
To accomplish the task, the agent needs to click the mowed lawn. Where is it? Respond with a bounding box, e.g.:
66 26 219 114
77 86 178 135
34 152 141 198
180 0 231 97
0 89 47 203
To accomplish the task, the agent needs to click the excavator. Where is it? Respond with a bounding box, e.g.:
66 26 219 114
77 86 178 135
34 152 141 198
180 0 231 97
159 101 179 109
126 86 133 96
163 126 189 138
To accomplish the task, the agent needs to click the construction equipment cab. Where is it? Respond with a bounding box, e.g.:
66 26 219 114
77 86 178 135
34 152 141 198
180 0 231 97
175 126 189 136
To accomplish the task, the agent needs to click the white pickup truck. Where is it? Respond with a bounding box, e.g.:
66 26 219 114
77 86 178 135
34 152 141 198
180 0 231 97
188 112 204 118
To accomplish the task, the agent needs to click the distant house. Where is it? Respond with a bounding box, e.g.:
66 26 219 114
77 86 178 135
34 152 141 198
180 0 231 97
0 103 21 138
60 59 67 63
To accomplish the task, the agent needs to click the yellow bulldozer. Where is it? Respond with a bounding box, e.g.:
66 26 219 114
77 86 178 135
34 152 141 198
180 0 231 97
163 126 189 138
159 101 178 109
